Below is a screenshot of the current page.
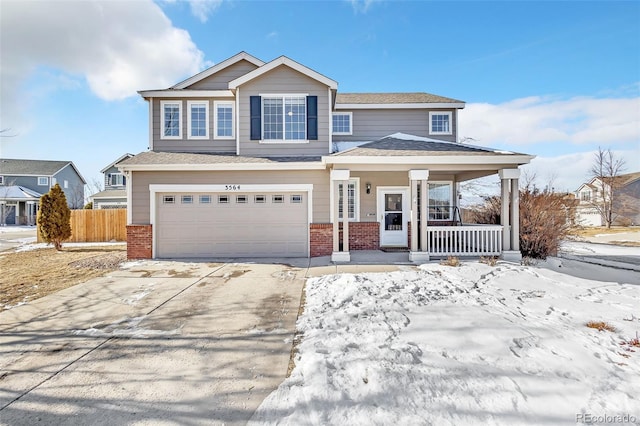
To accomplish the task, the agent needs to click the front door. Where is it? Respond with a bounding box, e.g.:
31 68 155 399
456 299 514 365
377 187 409 247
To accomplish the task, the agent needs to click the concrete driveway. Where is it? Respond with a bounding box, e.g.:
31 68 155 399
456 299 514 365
0 259 308 425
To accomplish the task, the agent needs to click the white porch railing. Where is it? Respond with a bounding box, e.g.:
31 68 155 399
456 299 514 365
427 225 503 257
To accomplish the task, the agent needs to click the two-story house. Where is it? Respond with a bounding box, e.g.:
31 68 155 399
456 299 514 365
575 172 640 226
119 52 533 262
0 159 86 225
90 154 133 209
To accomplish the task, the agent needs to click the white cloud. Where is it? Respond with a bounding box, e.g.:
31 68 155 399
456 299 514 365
348 0 379 14
0 0 205 128
459 95 640 147
187 0 223 23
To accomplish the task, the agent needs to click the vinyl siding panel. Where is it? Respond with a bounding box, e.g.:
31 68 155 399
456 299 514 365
238 66 331 156
152 98 236 153
130 169 330 224
334 109 458 143
185 60 259 90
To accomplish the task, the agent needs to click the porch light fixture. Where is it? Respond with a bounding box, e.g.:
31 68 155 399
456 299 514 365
366 182 371 194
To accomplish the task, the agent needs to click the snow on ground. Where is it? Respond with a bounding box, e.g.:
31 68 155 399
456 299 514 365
250 261 640 425
15 241 124 252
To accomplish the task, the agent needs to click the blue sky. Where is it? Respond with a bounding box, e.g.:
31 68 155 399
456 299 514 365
1 0 638 195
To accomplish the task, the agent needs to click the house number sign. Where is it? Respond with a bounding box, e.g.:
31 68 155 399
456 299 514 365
224 185 241 190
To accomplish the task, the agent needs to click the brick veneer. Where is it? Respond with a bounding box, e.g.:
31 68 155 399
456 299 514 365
309 222 380 257
127 224 152 259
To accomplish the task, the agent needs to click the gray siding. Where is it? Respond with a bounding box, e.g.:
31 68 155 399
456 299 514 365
152 98 236 153
130 169 330 224
1 176 48 193
186 60 259 90
53 164 85 208
104 165 126 190
238 66 331 156
334 109 458 143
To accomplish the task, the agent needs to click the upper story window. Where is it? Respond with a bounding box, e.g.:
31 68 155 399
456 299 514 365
429 111 452 135
38 176 49 186
263 95 306 141
109 173 126 187
581 191 591 202
187 101 208 139
214 101 234 139
161 101 182 139
332 112 352 135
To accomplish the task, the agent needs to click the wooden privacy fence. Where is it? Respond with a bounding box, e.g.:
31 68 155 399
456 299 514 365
37 209 127 243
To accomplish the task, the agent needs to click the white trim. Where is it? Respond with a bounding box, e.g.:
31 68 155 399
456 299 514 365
37 176 49 186
229 56 338 90
172 52 265 89
408 170 429 181
324 155 535 165
429 111 453 136
499 168 521 179
126 172 133 224
213 100 235 140
428 181 454 222
455 109 459 143
377 186 410 246
100 154 134 173
149 98 154 150
329 177 360 222
336 102 465 109
139 90 235 98
187 100 210 140
235 87 240 155
259 94 309 143
160 100 182 140
149 183 313 259
328 88 333 154
120 162 326 172
332 111 353 135
330 169 350 181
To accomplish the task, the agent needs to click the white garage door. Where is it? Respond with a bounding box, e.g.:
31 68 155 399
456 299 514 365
156 192 308 258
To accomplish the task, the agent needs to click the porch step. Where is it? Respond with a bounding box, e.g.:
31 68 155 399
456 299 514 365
380 247 409 253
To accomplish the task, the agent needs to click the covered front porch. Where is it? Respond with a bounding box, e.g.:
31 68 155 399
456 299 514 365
321 134 534 263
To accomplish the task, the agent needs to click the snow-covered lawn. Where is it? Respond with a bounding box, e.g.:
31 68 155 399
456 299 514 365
250 261 640 425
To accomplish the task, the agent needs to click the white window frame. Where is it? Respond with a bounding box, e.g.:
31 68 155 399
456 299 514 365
427 181 453 221
330 177 360 222
213 101 235 140
332 112 353 135
109 173 125 187
161 101 182 139
260 93 308 144
429 111 453 136
64 180 69 189
38 176 49 186
187 101 209 140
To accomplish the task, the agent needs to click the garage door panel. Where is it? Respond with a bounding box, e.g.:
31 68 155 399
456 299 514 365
156 191 308 258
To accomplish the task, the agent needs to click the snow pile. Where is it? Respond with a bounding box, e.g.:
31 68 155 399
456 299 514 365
250 262 640 425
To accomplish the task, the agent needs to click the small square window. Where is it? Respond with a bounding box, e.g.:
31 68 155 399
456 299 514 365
332 112 352 135
272 195 284 203
291 195 302 203
199 195 211 204
236 195 247 204
255 195 266 203
429 111 452 135
38 177 48 186
163 195 175 204
181 195 193 204
218 195 229 204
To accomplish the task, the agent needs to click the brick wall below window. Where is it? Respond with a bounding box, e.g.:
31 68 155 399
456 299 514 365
310 222 380 257
127 224 152 259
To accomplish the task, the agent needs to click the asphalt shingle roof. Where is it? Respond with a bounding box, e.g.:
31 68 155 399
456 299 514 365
335 92 464 104
119 151 322 166
0 159 72 175
91 189 126 199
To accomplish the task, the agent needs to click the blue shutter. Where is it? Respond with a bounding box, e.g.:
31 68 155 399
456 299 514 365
250 96 261 140
307 96 318 140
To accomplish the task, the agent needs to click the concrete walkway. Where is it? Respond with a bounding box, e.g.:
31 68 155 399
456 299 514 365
0 255 412 425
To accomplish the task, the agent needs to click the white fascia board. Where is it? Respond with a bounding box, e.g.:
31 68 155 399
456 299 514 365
323 155 535 166
138 90 234 98
150 183 313 193
171 52 265 89
335 102 465 109
119 162 326 172
100 153 134 173
229 56 338 90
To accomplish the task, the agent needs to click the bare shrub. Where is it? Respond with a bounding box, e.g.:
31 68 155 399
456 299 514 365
440 256 460 267
586 321 617 332
480 256 498 266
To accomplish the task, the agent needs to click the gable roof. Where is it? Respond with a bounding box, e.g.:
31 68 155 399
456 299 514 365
0 185 43 201
171 51 265 90
100 153 134 173
336 92 464 105
0 158 86 183
228 55 338 90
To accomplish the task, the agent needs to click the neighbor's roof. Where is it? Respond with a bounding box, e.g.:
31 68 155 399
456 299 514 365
100 153 134 174
0 185 43 201
331 133 529 157
335 92 464 105
91 189 127 199
0 159 86 183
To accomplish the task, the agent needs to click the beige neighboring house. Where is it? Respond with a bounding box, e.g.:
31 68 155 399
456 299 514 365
90 154 133 209
575 172 640 226
119 52 534 262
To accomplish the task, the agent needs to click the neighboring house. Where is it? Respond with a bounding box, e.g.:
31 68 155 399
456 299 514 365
0 159 86 225
575 172 640 226
90 154 133 209
119 51 534 262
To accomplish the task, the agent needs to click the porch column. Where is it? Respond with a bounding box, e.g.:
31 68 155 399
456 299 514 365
408 170 429 262
499 168 522 262
331 169 350 262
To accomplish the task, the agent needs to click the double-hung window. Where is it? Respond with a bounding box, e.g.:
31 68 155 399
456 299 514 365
428 182 453 220
38 176 49 186
161 101 182 139
429 111 452 135
332 112 352 135
214 101 234 139
187 101 208 139
262 95 306 141
109 173 125 187
337 179 359 220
